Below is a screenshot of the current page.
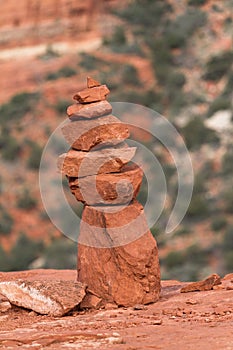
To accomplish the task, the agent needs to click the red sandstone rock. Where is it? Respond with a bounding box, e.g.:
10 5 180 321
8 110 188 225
0 280 86 316
87 76 101 88
80 292 102 309
180 274 221 293
57 146 136 177
73 85 110 103
77 201 161 306
62 115 129 151
67 100 112 119
0 294 11 313
68 164 143 205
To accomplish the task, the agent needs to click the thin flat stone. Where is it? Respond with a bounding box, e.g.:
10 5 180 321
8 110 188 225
57 146 137 177
62 115 129 151
67 100 112 119
73 85 110 103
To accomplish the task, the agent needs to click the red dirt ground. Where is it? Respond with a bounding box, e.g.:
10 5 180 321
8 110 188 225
0 269 232 349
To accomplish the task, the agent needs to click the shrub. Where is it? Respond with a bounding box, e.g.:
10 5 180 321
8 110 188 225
163 251 186 269
167 72 186 89
222 71 233 98
164 8 207 49
151 40 173 81
0 175 2 194
174 226 191 236
211 216 227 232
54 99 70 115
41 238 77 269
186 194 209 218
108 26 127 46
0 205 14 235
222 147 233 176
182 116 220 150
121 64 140 86
9 233 44 270
27 141 43 170
207 97 231 117
46 66 76 81
39 45 60 60
0 134 21 161
79 53 106 71
17 188 37 210
188 0 207 5
224 251 233 272
223 188 233 213
117 0 173 28
137 175 148 206
0 92 40 125
164 31 186 49
203 51 233 81
222 226 233 251
186 243 208 265
0 245 11 271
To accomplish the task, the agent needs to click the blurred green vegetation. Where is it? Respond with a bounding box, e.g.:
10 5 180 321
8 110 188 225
0 205 14 236
0 92 40 126
46 66 76 81
0 236 76 272
17 188 37 210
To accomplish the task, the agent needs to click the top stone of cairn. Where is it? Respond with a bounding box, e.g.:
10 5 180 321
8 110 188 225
73 77 110 104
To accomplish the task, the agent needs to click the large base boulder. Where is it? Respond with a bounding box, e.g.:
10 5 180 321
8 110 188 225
77 201 161 307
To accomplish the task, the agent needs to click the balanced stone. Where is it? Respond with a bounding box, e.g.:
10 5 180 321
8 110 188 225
67 100 112 119
87 76 101 88
77 200 161 306
73 85 110 104
68 164 143 205
57 77 161 308
57 146 137 177
62 115 129 151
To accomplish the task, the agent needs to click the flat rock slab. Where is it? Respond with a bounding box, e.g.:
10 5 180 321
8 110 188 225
0 280 86 316
68 164 143 205
57 146 136 177
62 115 129 151
181 274 221 293
77 200 161 306
0 275 232 350
67 100 112 119
73 85 110 103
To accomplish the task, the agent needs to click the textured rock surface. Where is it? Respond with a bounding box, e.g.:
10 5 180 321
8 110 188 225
80 292 102 309
73 85 110 103
68 164 143 205
67 100 112 119
87 77 101 88
0 270 232 350
0 294 11 313
181 274 222 293
57 146 136 177
0 280 86 316
77 201 161 306
62 115 129 151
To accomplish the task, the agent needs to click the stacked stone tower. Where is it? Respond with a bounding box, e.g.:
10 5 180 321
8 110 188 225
58 77 160 307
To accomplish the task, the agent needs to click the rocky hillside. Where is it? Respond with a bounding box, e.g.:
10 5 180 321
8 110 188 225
0 0 232 280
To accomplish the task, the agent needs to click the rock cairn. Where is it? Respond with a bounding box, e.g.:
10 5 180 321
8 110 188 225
58 77 161 308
